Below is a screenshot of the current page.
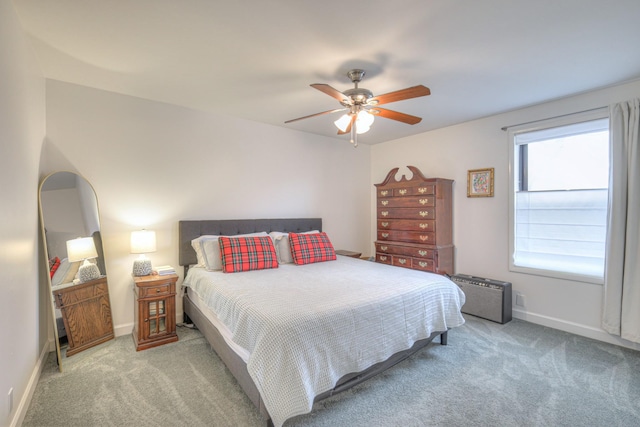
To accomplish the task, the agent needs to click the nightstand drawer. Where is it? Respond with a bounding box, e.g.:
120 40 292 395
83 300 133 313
138 283 173 298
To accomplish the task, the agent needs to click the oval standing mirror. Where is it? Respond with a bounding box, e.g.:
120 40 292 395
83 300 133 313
39 171 114 371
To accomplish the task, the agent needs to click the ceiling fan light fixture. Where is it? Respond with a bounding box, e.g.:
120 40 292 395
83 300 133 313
334 114 352 132
357 110 374 127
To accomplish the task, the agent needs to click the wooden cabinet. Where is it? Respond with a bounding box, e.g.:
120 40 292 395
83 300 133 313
52 276 114 357
133 273 178 351
375 166 454 275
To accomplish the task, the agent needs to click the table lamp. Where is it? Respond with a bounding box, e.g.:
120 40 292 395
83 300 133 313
131 230 156 276
66 237 101 283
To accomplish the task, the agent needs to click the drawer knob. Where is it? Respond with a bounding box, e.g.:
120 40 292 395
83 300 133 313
144 319 148 322
156 289 161 293
381 200 389 206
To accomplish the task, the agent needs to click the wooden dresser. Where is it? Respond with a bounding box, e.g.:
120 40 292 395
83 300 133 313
375 165 454 275
52 276 115 356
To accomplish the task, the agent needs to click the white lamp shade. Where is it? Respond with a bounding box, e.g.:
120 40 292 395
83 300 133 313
66 237 98 263
131 230 156 254
334 114 352 132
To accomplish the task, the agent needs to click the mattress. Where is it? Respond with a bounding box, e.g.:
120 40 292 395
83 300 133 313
183 256 465 426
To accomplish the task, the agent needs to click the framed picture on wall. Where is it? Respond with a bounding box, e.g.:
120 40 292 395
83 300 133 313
467 168 494 197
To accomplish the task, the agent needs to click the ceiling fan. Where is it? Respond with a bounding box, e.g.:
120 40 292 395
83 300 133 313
285 69 431 147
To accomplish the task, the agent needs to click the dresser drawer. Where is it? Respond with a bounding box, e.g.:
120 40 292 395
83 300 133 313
377 230 436 244
377 184 435 198
376 253 393 264
378 219 436 232
377 196 435 208
412 258 436 272
375 242 435 259
378 207 436 220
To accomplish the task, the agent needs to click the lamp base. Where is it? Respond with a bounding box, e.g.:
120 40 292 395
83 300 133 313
133 259 153 276
78 262 101 283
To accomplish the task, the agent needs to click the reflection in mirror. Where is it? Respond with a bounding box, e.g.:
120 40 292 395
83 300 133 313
39 171 114 370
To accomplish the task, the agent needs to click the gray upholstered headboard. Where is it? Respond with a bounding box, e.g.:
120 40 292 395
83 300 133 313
178 218 322 268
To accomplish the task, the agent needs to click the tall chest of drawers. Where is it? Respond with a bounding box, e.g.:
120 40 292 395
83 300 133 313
375 165 454 275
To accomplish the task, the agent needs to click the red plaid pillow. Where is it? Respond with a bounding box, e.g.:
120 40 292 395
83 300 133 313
49 257 61 278
218 236 279 273
288 232 336 265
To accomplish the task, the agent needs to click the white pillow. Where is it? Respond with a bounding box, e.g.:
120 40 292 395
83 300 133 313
191 235 218 267
269 230 319 264
51 258 81 286
200 232 269 271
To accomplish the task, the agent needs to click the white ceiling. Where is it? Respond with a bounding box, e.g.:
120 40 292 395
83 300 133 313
14 0 640 145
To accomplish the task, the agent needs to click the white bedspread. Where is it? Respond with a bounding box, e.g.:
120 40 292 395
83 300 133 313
183 256 465 427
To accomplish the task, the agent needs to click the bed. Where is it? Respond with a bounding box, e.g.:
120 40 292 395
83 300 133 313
179 219 465 426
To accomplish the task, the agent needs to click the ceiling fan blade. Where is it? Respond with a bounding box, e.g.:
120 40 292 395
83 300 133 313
311 84 351 104
285 108 346 124
369 85 431 106
337 114 356 135
370 107 423 125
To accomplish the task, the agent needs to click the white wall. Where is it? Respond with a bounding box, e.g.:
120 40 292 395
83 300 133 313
43 80 372 336
371 79 640 350
0 2 46 426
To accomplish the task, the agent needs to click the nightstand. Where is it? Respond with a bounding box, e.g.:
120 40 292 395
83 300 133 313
52 276 114 356
335 249 363 258
133 273 178 351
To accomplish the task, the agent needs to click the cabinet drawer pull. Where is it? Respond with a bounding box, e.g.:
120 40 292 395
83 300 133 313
420 235 429 241
398 189 408 195
419 211 429 217
144 319 148 322
398 258 407 265
419 223 429 229
418 261 429 268
381 246 388 251
419 198 429 205
381 233 389 238
380 190 389 196
156 289 161 293
418 187 428 194
381 200 389 206
418 250 428 256
381 211 389 217
381 222 389 227
380 256 388 261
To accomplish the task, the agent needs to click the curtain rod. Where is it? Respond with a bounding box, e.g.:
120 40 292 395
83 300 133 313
500 106 606 131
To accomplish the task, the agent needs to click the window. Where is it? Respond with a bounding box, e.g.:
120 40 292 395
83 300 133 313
508 110 609 283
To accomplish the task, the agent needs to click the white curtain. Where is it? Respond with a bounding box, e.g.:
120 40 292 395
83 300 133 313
602 98 640 343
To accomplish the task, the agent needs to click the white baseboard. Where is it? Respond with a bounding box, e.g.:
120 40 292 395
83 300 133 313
114 322 133 337
10 343 50 427
513 308 640 352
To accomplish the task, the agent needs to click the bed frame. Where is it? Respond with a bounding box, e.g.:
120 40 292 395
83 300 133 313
178 218 447 426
